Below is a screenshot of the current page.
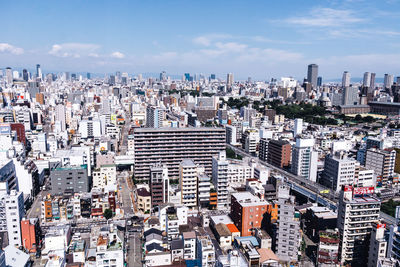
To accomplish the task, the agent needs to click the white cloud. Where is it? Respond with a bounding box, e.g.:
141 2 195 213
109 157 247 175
192 34 232 46
110 51 125 59
0 43 24 55
48 43 100 58
284 8 364 27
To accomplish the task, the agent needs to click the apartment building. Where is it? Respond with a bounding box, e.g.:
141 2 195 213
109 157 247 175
291 138 318 182
365 148 396 187
212 152 229 209
321 152 357 192
0 190 25 247
267 140 291 168
230 192 269 237
133 127 225 181
180 159 198 208
150 164 169 207
337 186 381 266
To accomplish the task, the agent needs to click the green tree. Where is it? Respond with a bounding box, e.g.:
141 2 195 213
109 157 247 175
104 209 113 220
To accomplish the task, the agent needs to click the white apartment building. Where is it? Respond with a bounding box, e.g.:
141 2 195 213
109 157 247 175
95 227 124 267
0 190 25 247
355 166 375 188
321 152 357 192
368 222 388 267
79 119 101 139
182 231 197 260
291 138 318 182
180 159 198 208
197 235 216 267
92 164 117 189
227 161 252 184
337 186 380 266
243 129 259 155
212 152 229 210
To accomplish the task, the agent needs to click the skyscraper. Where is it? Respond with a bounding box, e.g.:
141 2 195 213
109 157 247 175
384 74 394 89
22 69 29 82
342 71 351 87
291 138 318 182
370 72 376 89
226 73 234 87
307 64 318 88
160 71 166 81
342 86 359 106
5 67 12 84
363 72 371 87
36 64 42 79
317 76 322 87
87 72 91 79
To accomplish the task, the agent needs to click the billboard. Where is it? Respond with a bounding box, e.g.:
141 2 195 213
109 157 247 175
353 187 374 196
0 123 11 134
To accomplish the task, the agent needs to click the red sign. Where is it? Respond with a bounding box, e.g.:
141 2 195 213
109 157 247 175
377 224 386 229
344 185 353 192
353 187 374 196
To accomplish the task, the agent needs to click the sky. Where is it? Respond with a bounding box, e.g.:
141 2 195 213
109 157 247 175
1 0 400 80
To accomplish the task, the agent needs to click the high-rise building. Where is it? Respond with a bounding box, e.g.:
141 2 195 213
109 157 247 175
267 140 291 168
342 71 351 87
230 191 269 236
363 72 371 87
36 64 42 79
79 119 101 139
210 74 216 80
55 104 66 132
145 105 165 128
150 164 169 207
291 138 318 182
212 151 229 209
337 186 380 266
0 190 25 247
184 73 191 81
307 64 318 88
317 76 322 87
86 72 91 79
5 67 12 84
293 118 303 137
133 127 225 181
365 148 396 187
22 69 29 81
384 74 394 89
180 159 198 208
370 73 376 89
367 222 388 267
342 86 359 106
160 71 167 81
321 153 357 192
227 73 234 87
275 183 301 262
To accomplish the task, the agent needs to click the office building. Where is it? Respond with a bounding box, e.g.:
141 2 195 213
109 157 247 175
291 138 318 182
321 153 357 192
150 164 169 207
36 64 42 79
212 152 229 209
180 159 198 209
384 74 394 89
227 73 234 87
55 104 66 132
365 148 396 187
79 119 101 139
22 69 28 81
337 186 380 266
5 67 12 84
258 138 270 162
307 64 318 88
317 76 322 87
50 165 89 194
133 127 225 181
363 72 371 87
342 71 351 87
198 173 211 208
370 73 376 89
230 192 269 237
342 86 359 106
267 140 291 168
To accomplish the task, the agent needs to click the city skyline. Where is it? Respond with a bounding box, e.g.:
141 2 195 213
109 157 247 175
1 0 400 79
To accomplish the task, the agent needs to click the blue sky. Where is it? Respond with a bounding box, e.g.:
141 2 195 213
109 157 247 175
1 0 400 80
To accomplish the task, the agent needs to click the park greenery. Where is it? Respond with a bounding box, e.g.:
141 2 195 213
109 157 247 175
381 199 400 217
